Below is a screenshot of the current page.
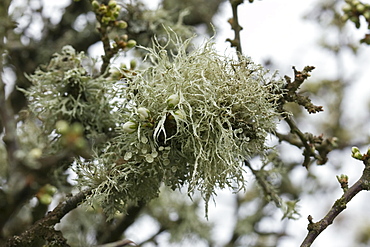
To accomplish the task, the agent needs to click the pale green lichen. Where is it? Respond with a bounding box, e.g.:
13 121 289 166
22 46 117 143
79 35 285 217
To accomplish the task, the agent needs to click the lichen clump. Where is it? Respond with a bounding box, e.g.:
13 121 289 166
24 46 116 140
85 37 284 215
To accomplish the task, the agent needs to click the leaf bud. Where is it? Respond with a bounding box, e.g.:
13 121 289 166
126 39 137 48
341 14 350 22
70 122 84 135
102 16 111 24
336 174 348 183
130 59 137 70
122 121 138 133
351 146 364 160
38 194 53 205
351 146 363 160
367 146 370 156
74 137 88 149
56 120 69 135
116 20 127 29
352 0 360 6
364 10 370 20
29 148 42 159
108 0 117 9
112 9 120 19
167 94 180 108
92 0 100 10
343 4 352 13
121 34 128 41
351 146 360 154
115 5 122 12
353 153 363 160
44 184 57 195
98 5 107 14
356 4 365 13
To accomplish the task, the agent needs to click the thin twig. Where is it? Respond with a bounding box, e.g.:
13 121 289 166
95 239 137 247
226 0 244 54
98 201 145 244
284 115 321 166
245 161 281 207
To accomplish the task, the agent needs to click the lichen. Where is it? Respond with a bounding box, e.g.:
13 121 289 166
22 46 117 145
79 35 285 217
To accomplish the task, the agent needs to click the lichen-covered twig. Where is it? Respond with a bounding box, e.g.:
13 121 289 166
6 189 92 247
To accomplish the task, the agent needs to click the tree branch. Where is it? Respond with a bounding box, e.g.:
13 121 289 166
95 239 137 247
98 201 145 244
6 189 92 247
0 0 18 171
300 160 370 247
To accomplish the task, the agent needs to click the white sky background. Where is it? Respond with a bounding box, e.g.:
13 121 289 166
7 0 370 246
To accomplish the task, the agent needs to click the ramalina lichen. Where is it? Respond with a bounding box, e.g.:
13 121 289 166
79 36 285 217
23 45 117 144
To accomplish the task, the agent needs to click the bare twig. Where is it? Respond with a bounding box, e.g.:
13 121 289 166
284 116 321 167
283 66 323 114
138 227 166 246
96 239 137 247
226 0 244 54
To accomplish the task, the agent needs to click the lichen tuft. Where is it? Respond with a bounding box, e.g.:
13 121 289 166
80 35 285 216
